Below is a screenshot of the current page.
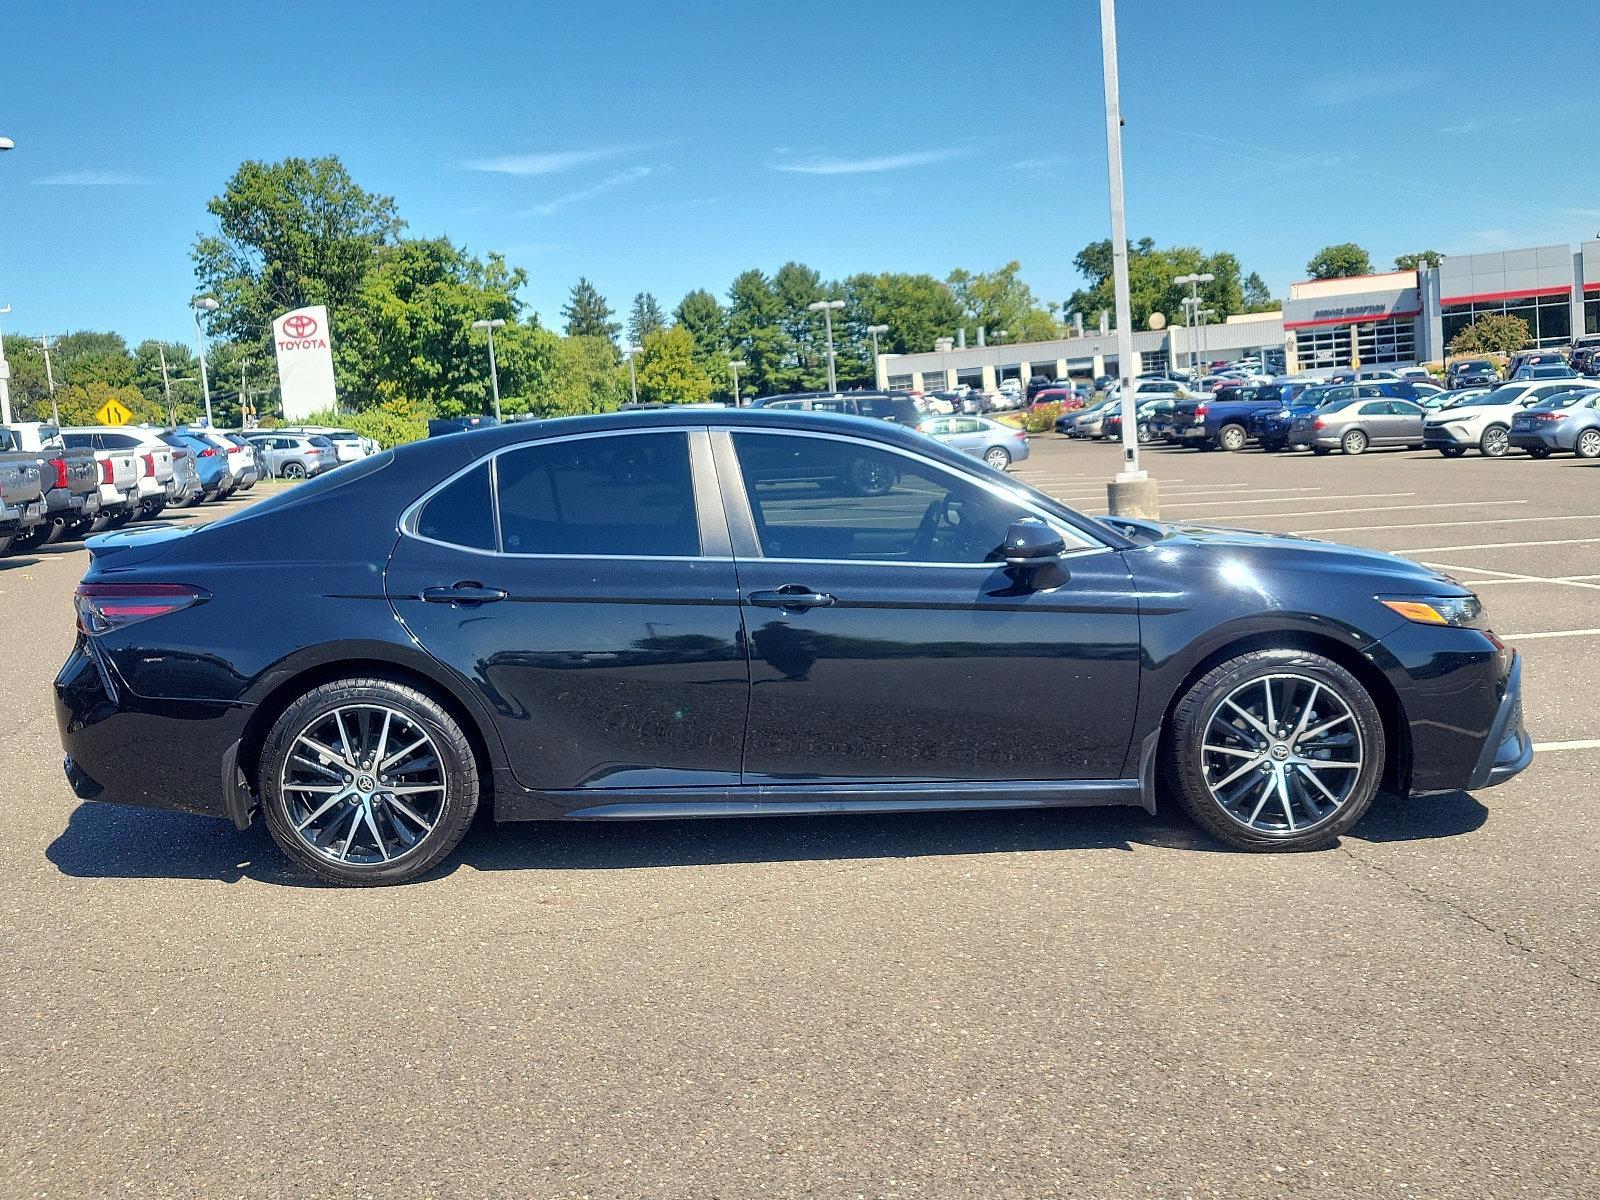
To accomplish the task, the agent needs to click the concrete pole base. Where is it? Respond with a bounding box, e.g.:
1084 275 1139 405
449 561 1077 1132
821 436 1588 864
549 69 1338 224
1107 474 1160 519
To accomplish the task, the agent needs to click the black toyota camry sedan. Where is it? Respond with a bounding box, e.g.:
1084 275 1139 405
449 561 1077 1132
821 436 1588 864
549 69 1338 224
56 408 1531 885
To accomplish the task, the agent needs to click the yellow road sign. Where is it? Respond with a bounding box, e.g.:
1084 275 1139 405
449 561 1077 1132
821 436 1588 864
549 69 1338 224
95 397 134 426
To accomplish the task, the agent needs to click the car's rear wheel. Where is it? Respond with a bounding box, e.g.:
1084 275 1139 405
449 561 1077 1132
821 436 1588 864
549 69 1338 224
259 678 480 886
1479 424 1510 457
1576 429 1600 459
983 446 1012 470
1218 423 1247 452
846 456 897 496
1341 429 1368 455
282 462 307 480
1525 445 1552 459
1165 649 1385 851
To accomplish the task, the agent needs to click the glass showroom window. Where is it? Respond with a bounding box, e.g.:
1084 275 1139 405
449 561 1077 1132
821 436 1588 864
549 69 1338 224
1292 326 1353 369
1587 297 1600 335
1140 349 1170 374
1440 293 1572 349
1354 317 1417 365
886 374 913 391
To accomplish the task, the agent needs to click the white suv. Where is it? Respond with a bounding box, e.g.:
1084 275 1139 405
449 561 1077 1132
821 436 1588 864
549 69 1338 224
1423 380 1587 458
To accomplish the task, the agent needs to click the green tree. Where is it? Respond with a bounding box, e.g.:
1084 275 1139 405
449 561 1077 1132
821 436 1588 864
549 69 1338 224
1305 243 1373 280
1241 271 1276 312
301 397 433 447
561 277 620 343
772 262 830 392
726 269 791 398
132 340 202 419
1448 313 1532 356
1067 241 1248 331
627 292 667 345
193 156 404 346
946 261 1057 344
52 380 162 426
634 325 713 405
1395 250 1443 270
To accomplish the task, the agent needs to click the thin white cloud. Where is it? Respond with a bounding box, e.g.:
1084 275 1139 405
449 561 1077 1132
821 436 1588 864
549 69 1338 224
464 147 630 176
1302 70 1423 108
33 171 148 186
1008 154 1074 173
768 148 967 175
522 166 653 216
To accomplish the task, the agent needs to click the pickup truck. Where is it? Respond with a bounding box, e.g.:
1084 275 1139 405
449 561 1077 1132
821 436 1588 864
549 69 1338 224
1 422 102 547
0 436 47 556
63 428 178 518
1161 383 1307 451
57 436 140 533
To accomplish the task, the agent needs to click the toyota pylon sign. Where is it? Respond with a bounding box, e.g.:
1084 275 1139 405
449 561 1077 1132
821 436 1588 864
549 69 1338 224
272 304 338 421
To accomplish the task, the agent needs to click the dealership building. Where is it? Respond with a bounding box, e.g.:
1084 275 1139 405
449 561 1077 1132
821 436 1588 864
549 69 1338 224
875 238 1600 390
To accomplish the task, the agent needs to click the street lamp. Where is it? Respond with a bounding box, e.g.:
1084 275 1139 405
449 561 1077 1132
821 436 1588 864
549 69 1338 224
39 335 62 426
807 299 845 392
727 358 746 407
1174 272 1214 375
623 343 641 405
192 296 219 427
470 318 506 421
1099 0 1157 518
0 305 13 426
994 329 1009 346
865 324 889 387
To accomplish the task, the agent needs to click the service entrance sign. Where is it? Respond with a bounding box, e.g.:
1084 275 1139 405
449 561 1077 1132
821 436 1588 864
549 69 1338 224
272 305 338 421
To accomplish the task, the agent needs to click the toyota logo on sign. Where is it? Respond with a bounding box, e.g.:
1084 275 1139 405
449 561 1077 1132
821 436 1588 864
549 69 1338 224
283 313 319 339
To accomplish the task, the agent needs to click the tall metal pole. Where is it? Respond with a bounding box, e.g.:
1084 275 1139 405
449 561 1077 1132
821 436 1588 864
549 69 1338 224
1099 0 1156 516
485 326 502 421
728 359 744 407
823 305 837 392
0 306 13 426
194 307 214 428
627 349 639 405
158 345 174 423
40 335 61 425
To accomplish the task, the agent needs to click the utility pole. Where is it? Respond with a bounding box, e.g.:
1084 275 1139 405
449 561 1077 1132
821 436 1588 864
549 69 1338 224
727 358 746 407
158 345 173 419
624 344 641 405
239 357 250 427
193 297 219 427
1099 0 1158 518
39 335 62 425
0 305 12 425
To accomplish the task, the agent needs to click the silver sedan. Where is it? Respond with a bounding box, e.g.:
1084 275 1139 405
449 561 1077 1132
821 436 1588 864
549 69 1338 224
917 415 1031 469
1294 397 1426 455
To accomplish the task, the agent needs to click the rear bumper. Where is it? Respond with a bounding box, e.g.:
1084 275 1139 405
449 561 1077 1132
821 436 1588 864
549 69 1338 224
1508 428 1563 451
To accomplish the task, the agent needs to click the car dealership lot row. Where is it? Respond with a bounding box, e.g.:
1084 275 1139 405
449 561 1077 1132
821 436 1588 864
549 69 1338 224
2 445 1598 1198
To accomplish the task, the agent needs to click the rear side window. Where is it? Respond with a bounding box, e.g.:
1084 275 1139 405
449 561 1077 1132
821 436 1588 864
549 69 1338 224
495 432 699 557
417 462 495 551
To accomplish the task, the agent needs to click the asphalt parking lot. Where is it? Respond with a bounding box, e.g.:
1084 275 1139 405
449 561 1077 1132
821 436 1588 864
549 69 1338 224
2 444 1597 1199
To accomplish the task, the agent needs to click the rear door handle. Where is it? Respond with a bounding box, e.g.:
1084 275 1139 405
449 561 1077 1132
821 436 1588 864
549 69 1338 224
421 582 508 605
748 585 835 610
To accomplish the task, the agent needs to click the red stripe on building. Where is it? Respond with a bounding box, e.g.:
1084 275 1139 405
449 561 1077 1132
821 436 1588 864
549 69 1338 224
1439 285 1571 306
1283 308 1421 331
1585 280 1600 292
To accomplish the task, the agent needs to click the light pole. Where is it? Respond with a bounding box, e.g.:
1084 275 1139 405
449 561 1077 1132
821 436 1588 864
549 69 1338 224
1174 272 1214 376
1099 0 1157 517
865 324 888 388
995 329 1009 346
470 318 506 421
624 343 641 405
727 358 746 407
192 296 219 427
0 304 13 426
39 335 62 425
1195 307 1215 374
807 299 844 392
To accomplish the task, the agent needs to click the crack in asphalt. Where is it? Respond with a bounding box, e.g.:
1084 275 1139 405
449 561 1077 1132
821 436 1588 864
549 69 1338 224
1338 842 1600 992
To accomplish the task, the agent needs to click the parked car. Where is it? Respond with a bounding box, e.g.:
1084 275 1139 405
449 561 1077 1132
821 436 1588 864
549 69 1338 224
159 430 236 501
62 427 179 519
246 432 339 479
56 408 1533 884
1508 388 1600 458
1422 381 1585 457
1066 396 1124 439
1164 385 1286 451
278 426 378 464
178 427 259 489
917 415 1030 469
1446 359 1500 389
57 436 139 533
750 392 924 428
222 434 269 483
166 445 204 508
0 422 101 546
1511 363 1578 381
1103 397 1177 445
0 431 47 555
920 391 959 416
1028 387 1085 410
1293 397 1426 456
1506 349 1567 379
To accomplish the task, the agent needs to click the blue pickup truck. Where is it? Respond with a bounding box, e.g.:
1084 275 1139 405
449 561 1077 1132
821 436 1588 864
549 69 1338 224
1159 383 1309 451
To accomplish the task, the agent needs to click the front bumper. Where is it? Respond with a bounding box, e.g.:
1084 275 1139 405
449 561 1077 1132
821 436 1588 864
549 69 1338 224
1424 424 1475 448
1468 652 1532 789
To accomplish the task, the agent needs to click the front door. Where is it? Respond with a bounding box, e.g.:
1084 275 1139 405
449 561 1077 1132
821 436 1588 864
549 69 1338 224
385 428 748 794
716 428 1142 784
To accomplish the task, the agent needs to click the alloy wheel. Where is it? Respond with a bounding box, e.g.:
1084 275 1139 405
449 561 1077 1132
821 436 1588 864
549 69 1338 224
284 463 306 479
1577 429 1600 460
1200 673 1364 836
984 447 1011 470
279 704 447 867
1481 426 1510 457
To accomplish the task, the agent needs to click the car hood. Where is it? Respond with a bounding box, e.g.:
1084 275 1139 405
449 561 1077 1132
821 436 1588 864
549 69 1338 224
1104 518 1468 594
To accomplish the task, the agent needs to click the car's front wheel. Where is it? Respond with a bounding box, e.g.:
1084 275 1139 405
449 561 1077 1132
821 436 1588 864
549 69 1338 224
1165 649 1385 851
1479 424 1510 457
259 678 480 885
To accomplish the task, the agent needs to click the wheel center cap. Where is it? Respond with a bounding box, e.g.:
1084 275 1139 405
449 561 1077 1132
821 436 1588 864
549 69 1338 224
1270 743 1291 761
356 775 376 792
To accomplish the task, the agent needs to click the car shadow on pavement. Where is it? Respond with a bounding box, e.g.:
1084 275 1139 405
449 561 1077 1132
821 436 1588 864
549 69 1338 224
46 789 1490 886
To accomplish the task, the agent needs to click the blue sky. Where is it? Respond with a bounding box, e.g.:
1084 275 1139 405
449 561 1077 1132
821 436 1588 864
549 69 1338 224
2 0 1598 346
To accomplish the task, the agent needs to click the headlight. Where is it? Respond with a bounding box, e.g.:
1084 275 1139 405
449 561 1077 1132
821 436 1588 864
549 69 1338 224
1379 595 1483 627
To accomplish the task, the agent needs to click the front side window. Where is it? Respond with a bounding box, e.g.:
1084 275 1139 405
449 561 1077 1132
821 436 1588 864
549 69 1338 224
496 431 699 557
731 432 1035 565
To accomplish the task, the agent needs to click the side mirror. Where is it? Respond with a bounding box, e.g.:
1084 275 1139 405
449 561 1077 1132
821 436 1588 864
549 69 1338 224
1001 518 1065 567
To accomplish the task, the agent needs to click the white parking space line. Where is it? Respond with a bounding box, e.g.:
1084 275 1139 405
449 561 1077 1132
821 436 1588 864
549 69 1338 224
1500 628 1600 641
1298 512 1600 536
1532 739 1600 752
1164 491 1414 511
1418 562 1600 591
1052 485 1327 500
1187 500 1524 523
1399 535 1600 554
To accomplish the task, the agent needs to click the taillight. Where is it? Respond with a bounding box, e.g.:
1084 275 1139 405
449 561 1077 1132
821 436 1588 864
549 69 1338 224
141 453 156 477
74 583 209 635
1312 418 1327 430
49 458 69 489
1533 412 1566 422
1195 404 1208 417
100 459 113 484
199 448 216 457
228 445 243 454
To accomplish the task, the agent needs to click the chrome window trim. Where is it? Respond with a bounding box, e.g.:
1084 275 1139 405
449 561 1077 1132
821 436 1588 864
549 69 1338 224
398 426 720 561
714 425 1110 565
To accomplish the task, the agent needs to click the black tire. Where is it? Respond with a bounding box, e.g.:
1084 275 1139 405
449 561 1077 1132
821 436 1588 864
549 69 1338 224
982 446 1012 470
259 678 480 886
1311 447 1332 456
1217 423 1247 452
1438 446 1467 458
1479 424 1510 458
1341 429 1368 456
1525 445 1552 460
1164 649 1386 852
8 524 50 554
1258 439 1286 453
1576 429 1600 460
0 529 15 556
845 455 897 497
282 462 307 480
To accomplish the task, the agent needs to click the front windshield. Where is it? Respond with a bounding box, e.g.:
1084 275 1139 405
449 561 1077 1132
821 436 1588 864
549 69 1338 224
1456 387 1525 408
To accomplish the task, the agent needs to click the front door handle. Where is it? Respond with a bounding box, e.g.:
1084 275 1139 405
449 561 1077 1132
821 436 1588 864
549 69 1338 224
421 582 508 605
748 585 836 610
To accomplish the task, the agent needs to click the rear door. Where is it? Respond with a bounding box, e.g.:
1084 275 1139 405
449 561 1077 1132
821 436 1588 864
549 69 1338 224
384 427 749 796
